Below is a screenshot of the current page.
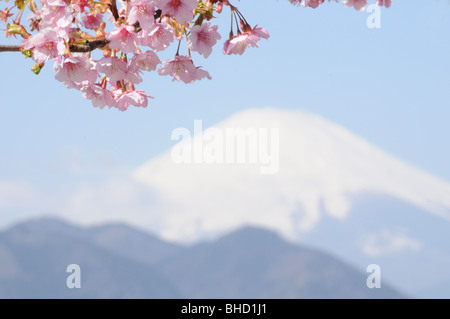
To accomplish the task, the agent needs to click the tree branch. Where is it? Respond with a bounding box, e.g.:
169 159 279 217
109 0 120 21
0 45 22 52
70 39 110 52
0 39 110 53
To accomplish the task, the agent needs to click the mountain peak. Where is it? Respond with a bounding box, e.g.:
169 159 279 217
5 216 81 237
216 225 288 246
133 107 450 243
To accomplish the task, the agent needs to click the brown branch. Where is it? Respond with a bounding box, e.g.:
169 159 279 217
0 45 22 52
0 39 110 53
109 0 120 21
69 39 110 52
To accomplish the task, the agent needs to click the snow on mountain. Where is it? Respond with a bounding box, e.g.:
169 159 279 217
133 107 450 243
131 107 450 297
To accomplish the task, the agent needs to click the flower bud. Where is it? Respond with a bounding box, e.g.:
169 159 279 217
240 19 245 31
28 0 38 13
69 31 82 38
31 62 44 75
6 23 30 39
21 49 32 58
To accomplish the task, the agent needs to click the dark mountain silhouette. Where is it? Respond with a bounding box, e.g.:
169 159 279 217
156 226 404 298
0 218 180 298
0 217 406 298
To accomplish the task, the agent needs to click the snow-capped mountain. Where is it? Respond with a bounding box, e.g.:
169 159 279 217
132 107 450 298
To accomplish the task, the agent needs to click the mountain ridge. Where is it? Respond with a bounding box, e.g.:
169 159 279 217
0 217 406 298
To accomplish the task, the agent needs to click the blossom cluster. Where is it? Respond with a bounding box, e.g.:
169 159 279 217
0 0 391 110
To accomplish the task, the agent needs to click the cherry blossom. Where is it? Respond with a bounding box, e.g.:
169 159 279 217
129 51 161 72
128 0 156 30
107 24 139 54
138 21 175 51
80 84 115 109
223 26 269 55
40 0 74 29
23 29 66 63
71 0 92 13
82 12 103 30
124 64 144 84
54 55 98 87
377 0 391 8
157 0 198 25
302 0 325 9
252 27 270 40
96 56 128 82
0 0 393 111
96 56 144 84
158 55 211 83
342 0 367 11
114 89 153 111
188 21 221 58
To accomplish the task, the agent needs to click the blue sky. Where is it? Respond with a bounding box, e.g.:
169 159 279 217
0 0 450 226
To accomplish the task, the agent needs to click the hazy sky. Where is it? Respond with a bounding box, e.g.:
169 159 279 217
0 0 449 227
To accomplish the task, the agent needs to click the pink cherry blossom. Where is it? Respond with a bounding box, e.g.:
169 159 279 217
96 56 128 82
193 68 212 82
302 0 324 8
343 0 367 11
40 0 73 29
158 55 211 83
157 0 198 25
125 64 144 84
3 0 395 111
129 51 161 72
377 0 392 8
114 90 153 111
23 28 66 63
223 26 269 55
252 27 270 40
82 12 103 30
71 0 91 13
138 21 175 51
107 24 139 54
128 0 156 30
223 37 246 55
54 55 98 88
188 21 221 58
80 84 115 109
96 56 144 84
